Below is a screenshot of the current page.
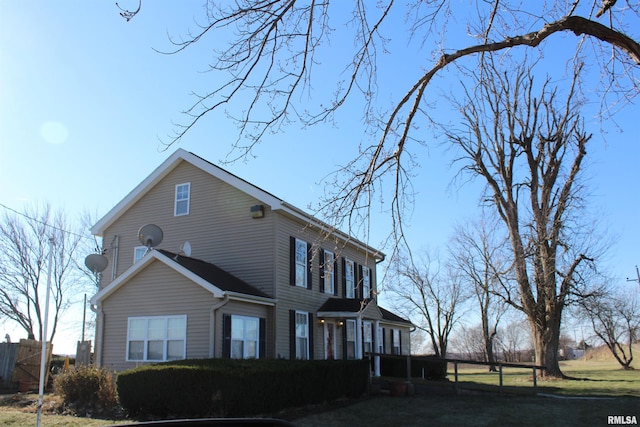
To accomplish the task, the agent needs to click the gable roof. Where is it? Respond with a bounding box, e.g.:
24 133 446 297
91 148 384 260
316 297 412 325
90 249 274 306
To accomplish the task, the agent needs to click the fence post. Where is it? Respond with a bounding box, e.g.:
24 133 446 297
499 363 503 396
533 367 537 395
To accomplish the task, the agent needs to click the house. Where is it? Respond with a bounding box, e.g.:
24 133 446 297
89 149 412 372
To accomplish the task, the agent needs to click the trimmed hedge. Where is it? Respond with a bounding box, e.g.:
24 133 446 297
117 358 369 419
379 355 447 380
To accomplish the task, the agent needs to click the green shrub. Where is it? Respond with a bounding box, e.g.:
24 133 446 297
53 365 119 417
117 358 369 419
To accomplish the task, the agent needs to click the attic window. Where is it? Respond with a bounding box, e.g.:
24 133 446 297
174 183 190 216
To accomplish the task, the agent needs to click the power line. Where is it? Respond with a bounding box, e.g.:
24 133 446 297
0 202 93 241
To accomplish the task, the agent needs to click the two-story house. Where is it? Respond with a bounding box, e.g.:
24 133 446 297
89 149 412 372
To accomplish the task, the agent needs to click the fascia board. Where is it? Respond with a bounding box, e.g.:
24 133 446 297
91 150 186 235
91 149 285 236
226 291 275 306
90 250 225 305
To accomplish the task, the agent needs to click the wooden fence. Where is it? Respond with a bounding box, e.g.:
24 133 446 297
0 339 52 391
369 353 546 396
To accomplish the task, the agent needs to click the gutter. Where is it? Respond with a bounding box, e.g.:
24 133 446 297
89 303 104 367
209 295 229 358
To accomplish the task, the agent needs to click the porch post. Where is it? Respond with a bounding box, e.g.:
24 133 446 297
373 320 381 376
356 316 363 359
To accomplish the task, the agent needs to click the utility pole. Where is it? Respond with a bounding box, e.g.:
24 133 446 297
627 265 640 288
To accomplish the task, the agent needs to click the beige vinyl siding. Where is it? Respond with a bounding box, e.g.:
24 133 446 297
272 212 382 359
99 261 216 372
101 161 276 297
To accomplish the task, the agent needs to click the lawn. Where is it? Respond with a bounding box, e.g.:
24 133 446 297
292 357 639 427
0 356 637 426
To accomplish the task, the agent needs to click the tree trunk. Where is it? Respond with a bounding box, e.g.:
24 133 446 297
531 315 564 378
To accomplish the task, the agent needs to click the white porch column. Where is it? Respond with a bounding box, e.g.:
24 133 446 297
373 320 381 376
355 316 363 359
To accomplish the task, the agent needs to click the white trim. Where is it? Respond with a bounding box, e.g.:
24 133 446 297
174 182 191 216
91 250 226 304
89 149 385 261
91 149 284 235
294 310 310 360
126 314 187 362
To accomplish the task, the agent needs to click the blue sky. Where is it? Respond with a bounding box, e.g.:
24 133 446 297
1 2 638 354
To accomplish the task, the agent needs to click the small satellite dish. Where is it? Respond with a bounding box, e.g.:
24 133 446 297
138 224 164 248
85 253 109 273
181 241 192 257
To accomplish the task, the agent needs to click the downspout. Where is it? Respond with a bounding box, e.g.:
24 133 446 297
90 303 104 367
209 294 230 358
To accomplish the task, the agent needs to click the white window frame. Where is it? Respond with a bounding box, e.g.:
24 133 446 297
174 182 191 216
363 321 373 355
345 319 357 360
127 315 187 362
295 311 309 359
294 239 308 288
323 250 335 294
345 259 355 298
230 315 260 359
134 246 148 263
362 267 371 298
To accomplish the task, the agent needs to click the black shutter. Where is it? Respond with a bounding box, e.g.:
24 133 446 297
308 313 314 360
259 318 266 359
289 310 296 359
289 237 296 286
333 256 338 296
341 258 346 298
307 242 313 290
356 264 363 299
222 314 232 358
319 249 325 294
398 330 403 355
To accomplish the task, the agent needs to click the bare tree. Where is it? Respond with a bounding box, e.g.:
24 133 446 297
579 289 639 369
390 251 467 357
442 56 601 377
0 204 85 343
449 214 510 370
113 2 640 262
496 319 533 363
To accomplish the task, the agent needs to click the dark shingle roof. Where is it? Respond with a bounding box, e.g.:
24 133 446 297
317 297 411 324
157 249 271 299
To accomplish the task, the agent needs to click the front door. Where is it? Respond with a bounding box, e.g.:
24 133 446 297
324 322 336 360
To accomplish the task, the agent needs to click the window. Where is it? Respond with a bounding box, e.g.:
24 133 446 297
344 259 355 298
322 250 335 294
127 315 186 362
231 315 260 359
345 319 356 360
134 246 147 263
377 326 384 354
295 311 309 360
363 321 373 355
293 238 309 288
392 328 401 355
362 267 371 298
174 183 190 216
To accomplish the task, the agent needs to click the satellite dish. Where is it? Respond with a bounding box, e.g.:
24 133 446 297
138 224 164 248
181 241 192 257
85 253 109 273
